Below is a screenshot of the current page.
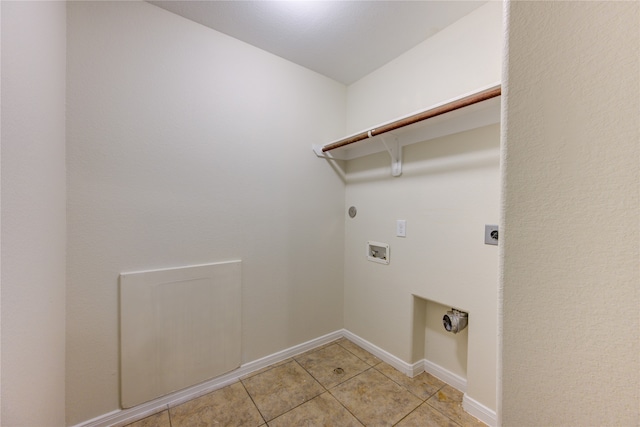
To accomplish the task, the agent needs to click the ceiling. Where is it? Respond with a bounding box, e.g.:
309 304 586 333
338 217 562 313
148 1 486 85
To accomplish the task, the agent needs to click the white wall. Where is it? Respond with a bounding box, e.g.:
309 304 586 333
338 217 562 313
501 1 639 425
0 1 67 425
424 299 468 379
346 2 503 134
344 125 500 409
65 2 346 424
343 2 502 413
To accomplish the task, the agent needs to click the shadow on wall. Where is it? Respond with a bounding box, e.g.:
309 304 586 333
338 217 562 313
343 124 500 184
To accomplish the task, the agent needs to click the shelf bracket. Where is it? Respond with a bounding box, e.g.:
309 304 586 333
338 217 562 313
312 144 338 160
380 135 402 177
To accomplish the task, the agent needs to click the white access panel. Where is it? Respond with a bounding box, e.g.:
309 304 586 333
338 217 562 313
120 261 241 408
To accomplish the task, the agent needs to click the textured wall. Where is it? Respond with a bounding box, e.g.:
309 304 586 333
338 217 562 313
343 3 503 412
1 2 67 425
66 2 346 424
501 1 639 425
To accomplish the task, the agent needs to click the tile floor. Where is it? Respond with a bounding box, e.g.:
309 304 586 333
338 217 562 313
125 338 486 427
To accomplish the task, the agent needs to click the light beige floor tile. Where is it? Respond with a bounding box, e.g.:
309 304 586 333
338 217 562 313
132 342 482 427
425 385 486 427
295 343 370 388
329 368 422 426
240 358 294 380
337 339 381 366
124 410 171 427
267 392 363 427
169 382 264 427
242 360 325 422
396 402 460 427
375 363 446 400
299 338 343 355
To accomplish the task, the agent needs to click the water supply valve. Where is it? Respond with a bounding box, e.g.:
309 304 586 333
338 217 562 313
366 241 390 265
443 309 468 334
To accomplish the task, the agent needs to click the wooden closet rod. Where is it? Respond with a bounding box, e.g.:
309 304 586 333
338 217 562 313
322 85 501 153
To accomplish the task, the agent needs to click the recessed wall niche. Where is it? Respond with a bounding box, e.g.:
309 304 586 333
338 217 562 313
412 296 468 384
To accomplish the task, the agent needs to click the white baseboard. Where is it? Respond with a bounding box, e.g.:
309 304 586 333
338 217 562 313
73 329 344 427
340 333 470 400
341 331 496 426
74 329 496 427
422 358 467 393
463 393 498 427
341 329 417 377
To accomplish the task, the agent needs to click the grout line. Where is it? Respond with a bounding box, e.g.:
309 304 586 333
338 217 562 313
424 394 467 427
238 379 268 425
392 405 418 427
391 401 463 427
126 338 478 427
326 365 378 425
243 358 327 424
287 349 369 426
294 342 367 390
325 387 366 427
372 364 422 400
335 340 364 362
239 357 294 381
265 391 326 425
291 358 327 391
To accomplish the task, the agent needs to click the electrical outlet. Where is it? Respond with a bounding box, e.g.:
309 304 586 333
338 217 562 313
485 225 499 245
396 220 406 237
